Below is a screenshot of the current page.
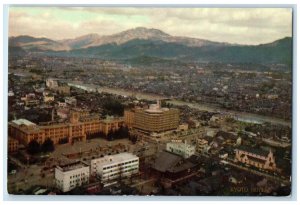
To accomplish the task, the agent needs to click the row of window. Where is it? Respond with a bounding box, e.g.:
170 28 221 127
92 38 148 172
70 173 86 179
103 168 138 178
69 177 87 185
103 167 138 176
103 160 138 170
103 165 138 174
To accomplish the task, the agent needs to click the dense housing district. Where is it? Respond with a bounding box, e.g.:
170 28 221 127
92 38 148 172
7 55 291 196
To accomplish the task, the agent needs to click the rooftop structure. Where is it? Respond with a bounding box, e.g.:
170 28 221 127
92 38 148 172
56 161 89 172
12 119 36 126
166 141 196 159
151 151 198 185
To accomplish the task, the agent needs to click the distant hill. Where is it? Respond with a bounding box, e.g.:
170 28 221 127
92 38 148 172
8 27 292 65
59 37 292 65
9 35 69 51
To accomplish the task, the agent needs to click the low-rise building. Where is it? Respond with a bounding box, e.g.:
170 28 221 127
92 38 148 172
54 85 70 95
21 93 39 106
46 78 58 88
234 146 276 171
90 153 139 183
55 161 90 193
196 138 209 153
44 95 54 103
178 123 189 131
166 141 195 159
57 101 67 107
151 151 199 188
65 97 77 106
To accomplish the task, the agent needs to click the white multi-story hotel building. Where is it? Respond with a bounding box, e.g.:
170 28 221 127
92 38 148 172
90 153 139 183
55 161 90 192
166 141 196 158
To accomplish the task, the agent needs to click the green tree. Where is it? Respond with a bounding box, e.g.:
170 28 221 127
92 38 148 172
107 129 114 141
27 139 41 155
41 138 55 153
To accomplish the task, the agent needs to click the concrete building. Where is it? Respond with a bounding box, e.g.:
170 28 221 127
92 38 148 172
126 101 179 133
8 90 14 97
196 138 209 153
178 123 189 131
44 95 54 103
65 97 77 106
234 146 276 171
46 78 58 88
46 79 70 95
8 137 19 153
21 93 39 106
166 141 196 159
57 101 67 107
90 153 139 183
124 109 135 128
55 161 90 192
54 85 70 95
9 114 125 146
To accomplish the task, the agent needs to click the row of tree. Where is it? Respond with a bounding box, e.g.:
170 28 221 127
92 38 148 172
86 125 138 144
107 125 130 141
27 138 55 155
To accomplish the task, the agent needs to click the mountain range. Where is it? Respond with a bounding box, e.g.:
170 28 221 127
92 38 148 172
9 27 292 65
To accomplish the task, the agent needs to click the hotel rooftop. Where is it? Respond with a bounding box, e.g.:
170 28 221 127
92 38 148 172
56 161 89 172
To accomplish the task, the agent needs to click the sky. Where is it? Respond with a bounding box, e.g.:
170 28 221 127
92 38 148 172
9 7 292 45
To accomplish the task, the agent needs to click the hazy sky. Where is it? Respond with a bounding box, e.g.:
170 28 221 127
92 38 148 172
9 7 292 45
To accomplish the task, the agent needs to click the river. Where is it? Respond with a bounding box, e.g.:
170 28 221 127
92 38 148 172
67 81 291 127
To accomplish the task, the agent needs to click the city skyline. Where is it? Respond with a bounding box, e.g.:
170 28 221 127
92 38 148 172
9 7 292 45
6 5 293 197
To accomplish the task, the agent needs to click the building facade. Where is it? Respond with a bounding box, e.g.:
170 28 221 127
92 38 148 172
8 137 19 153
196 138 209 153
90 153 139 183
21 93 39 106
234 146 276 171
44 95 55 103
126 101 179 133
124 109 135 128
9 114 124 146
46 78 59 88
55 161 90 192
